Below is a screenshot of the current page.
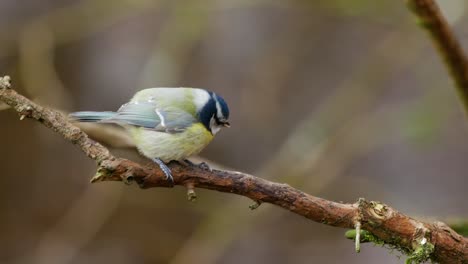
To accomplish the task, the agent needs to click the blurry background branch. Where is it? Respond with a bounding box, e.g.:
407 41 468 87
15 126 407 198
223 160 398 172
1 77 467 263
407 0 468 113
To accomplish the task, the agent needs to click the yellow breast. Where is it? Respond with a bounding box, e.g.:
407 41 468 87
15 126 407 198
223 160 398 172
128 123 213 162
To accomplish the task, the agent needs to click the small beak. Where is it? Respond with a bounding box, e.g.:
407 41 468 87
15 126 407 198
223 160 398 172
223 121 230 128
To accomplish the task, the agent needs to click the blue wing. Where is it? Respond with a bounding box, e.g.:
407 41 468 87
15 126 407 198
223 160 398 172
105 101 197 133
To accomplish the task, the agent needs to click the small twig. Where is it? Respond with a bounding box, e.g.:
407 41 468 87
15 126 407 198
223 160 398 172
0 77 467 263
249 200 262 210
185 182 197 202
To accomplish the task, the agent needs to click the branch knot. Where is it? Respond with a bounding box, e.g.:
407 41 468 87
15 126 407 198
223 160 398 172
0 76 11 89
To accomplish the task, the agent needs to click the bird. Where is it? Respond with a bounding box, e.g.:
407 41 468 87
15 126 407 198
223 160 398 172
69 87 230 183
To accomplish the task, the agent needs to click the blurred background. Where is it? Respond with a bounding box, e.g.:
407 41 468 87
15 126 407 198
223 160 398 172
0 0 467 263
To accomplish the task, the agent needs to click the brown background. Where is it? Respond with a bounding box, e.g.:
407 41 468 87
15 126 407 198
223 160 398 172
0 0 467 263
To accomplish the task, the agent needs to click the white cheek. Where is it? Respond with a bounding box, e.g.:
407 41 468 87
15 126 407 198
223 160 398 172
211 125 221 135
215 100 223 118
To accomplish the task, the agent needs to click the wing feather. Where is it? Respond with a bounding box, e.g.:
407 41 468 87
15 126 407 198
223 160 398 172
105 101 196 133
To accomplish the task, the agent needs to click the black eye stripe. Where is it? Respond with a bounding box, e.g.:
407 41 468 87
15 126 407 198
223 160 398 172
199 95 217 132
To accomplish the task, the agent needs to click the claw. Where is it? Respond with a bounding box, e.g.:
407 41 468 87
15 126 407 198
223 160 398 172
153 158 174 184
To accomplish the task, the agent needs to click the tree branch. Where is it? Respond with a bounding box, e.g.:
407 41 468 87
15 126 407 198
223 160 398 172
1 77 467 263
407 0 468 113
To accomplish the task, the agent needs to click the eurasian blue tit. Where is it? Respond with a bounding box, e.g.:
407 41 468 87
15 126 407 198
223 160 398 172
70 88 230 182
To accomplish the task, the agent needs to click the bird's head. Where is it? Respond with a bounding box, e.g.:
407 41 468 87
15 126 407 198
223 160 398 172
196 90 230 135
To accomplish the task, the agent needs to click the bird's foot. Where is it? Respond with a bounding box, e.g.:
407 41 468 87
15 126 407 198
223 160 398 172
182 159 212 171
153 158 174 184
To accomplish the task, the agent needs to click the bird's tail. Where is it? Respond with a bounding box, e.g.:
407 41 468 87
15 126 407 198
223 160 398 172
69 111 117 122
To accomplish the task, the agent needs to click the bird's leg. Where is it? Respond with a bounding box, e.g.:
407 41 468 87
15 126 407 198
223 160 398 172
153 158 174 184
183 159 212 171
